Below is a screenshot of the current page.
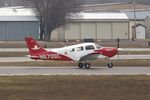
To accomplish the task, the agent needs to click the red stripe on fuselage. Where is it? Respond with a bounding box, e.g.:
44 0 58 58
32 51 74 61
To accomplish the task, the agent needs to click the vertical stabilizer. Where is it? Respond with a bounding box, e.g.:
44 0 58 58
25 37 47 55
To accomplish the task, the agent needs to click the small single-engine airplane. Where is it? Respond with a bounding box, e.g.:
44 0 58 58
25 37 120 69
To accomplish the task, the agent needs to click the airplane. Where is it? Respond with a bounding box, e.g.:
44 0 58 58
25 37 121 69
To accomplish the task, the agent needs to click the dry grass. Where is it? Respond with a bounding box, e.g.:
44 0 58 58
0 59 150 67
0 75 150 100
0 52 28 57
0 40 149 48
119 51 150 55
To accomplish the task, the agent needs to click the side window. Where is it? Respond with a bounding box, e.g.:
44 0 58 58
85 45 95 50
70 48 75 52
77 46 84 51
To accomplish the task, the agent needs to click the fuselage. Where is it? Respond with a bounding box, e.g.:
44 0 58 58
50 43 116 61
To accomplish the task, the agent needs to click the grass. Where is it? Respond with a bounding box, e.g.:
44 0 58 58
0 75 150 100
0 59 150 67
119 51 150 55
0 52 28 57
0 40 149 48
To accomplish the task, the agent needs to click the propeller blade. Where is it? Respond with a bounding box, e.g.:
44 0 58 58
117 48 123 59
118 48 123 51
117 49 119 59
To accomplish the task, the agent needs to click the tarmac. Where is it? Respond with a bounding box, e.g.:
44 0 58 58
0 66 150 76
0 54 150 62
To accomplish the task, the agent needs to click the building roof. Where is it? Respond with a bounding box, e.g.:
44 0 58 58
0 7 38 21
71 12 129 21
0 6 149 22
132 23 146 28
81 3 150 12
125 11 150 20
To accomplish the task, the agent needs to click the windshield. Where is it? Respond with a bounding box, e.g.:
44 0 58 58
95 43 102 49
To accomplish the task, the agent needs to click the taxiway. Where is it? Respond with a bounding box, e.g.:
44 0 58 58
0 54 150 62
0 66 150 76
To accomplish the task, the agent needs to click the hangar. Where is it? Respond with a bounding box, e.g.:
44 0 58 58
51 12 129 41
0 4 149 41
51 3 150 41
0 7 39 40
51 11 150 41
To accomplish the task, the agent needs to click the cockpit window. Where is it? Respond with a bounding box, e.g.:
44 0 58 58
95 44 102 49
70 48 75 52
77 46 84 51
85 45 95 50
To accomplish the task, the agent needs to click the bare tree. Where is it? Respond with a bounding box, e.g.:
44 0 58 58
24 0 83 41
0 0 7 7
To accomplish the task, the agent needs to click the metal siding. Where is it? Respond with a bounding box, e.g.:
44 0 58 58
112 22 128 39
81 23 96 39
145 17 150 38
136 26 146 39
65 23 80 40
97 22 112 39
51 26 65 41
6 21 39 40
0 22 6 40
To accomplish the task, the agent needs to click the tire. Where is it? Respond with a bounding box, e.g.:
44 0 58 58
78 62 84 68
107 62 113 68
85 63 91 69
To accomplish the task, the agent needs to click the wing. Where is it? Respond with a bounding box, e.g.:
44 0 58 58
79 53 101 61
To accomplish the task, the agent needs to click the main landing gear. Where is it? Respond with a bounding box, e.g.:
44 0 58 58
78 61 113 69
107 62 113 68
78 62 91 69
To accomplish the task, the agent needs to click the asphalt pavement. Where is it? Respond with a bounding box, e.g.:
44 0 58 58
0 54 150 62
0 67 150 76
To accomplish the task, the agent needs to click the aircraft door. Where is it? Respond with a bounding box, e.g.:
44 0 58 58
67 46 85 61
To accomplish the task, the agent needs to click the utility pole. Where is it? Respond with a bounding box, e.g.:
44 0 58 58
11 0 14 7
133 0 136 41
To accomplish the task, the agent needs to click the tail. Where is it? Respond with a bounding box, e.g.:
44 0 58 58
25 37 47 56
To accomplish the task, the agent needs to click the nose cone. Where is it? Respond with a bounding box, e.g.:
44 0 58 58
96 47 118 58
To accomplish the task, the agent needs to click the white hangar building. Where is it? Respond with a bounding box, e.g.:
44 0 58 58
51 12 130 41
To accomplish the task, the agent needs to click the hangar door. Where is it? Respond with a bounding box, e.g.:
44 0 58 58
0 21 39 40
97 22 112 39
112 22 129 39
65 23 80 40
7 22 39 40
81 23 96 39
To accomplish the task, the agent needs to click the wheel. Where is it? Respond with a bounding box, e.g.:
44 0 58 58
78 62 84 68
107 62 113 68
85 63 91 69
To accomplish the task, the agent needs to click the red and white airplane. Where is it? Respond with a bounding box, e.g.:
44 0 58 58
25 37 120 69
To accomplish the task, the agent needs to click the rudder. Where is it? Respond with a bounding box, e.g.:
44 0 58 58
25 37 47 55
